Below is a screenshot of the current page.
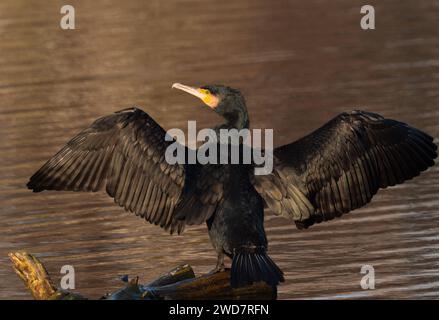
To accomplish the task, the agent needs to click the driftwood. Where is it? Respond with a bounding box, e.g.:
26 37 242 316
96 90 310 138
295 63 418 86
9 251 277 300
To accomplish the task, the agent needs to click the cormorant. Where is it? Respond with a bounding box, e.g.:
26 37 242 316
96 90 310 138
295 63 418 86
27 83 437 288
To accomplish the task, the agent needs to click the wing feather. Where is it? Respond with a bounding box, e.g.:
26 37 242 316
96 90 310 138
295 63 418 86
27 108 223 233
253 110 437 229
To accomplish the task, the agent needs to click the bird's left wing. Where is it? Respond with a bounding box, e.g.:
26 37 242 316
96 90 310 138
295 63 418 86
252 111 437 229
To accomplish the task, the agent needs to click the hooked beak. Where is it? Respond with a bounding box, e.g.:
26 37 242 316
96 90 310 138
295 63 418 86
172 83 219 109
172 83 205 99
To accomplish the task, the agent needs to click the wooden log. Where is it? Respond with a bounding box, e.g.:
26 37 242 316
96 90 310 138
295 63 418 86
145 264 196 287
9 251 57 300
8 251 86 300
9 251 276 300
142 270 277 300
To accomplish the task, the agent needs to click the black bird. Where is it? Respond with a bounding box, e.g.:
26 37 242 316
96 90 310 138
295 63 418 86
27 83 437 288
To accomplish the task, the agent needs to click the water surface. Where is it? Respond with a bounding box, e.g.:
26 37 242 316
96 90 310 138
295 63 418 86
1 0 438 299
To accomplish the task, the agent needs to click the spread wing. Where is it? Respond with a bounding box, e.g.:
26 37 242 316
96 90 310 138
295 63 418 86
27 107 223 233
253 110 437 229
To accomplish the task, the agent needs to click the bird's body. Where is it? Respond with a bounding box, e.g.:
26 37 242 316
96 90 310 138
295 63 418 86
27 84 437 288
206 163 280 286
207 163 265 259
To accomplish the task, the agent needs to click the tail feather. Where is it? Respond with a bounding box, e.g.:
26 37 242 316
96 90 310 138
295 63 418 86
231 249 284 288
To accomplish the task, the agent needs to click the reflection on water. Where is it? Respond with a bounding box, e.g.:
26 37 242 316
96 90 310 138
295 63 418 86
1 0 439 299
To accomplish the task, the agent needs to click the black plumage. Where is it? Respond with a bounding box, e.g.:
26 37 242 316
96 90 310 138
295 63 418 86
27 84 437 288
253 110 438 229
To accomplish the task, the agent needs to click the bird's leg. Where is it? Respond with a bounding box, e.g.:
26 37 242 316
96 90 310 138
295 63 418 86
216 252 226 272
208 252 226 274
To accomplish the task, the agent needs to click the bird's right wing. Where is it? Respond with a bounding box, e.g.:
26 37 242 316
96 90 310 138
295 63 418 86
27 108 222 234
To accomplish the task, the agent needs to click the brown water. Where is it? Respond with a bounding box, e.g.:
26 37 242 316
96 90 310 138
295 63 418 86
1 0 439 299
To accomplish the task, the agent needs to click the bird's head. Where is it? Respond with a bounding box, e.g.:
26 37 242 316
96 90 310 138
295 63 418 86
172 83 249 129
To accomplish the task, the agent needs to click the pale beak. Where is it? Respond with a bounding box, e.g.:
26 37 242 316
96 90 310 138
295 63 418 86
171 83 207 100
172 83 220 109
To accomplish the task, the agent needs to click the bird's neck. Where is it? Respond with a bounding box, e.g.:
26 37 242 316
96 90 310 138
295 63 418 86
218 104 249 131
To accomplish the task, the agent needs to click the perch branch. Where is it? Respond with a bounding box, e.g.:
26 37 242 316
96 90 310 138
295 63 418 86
9 251 276 300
